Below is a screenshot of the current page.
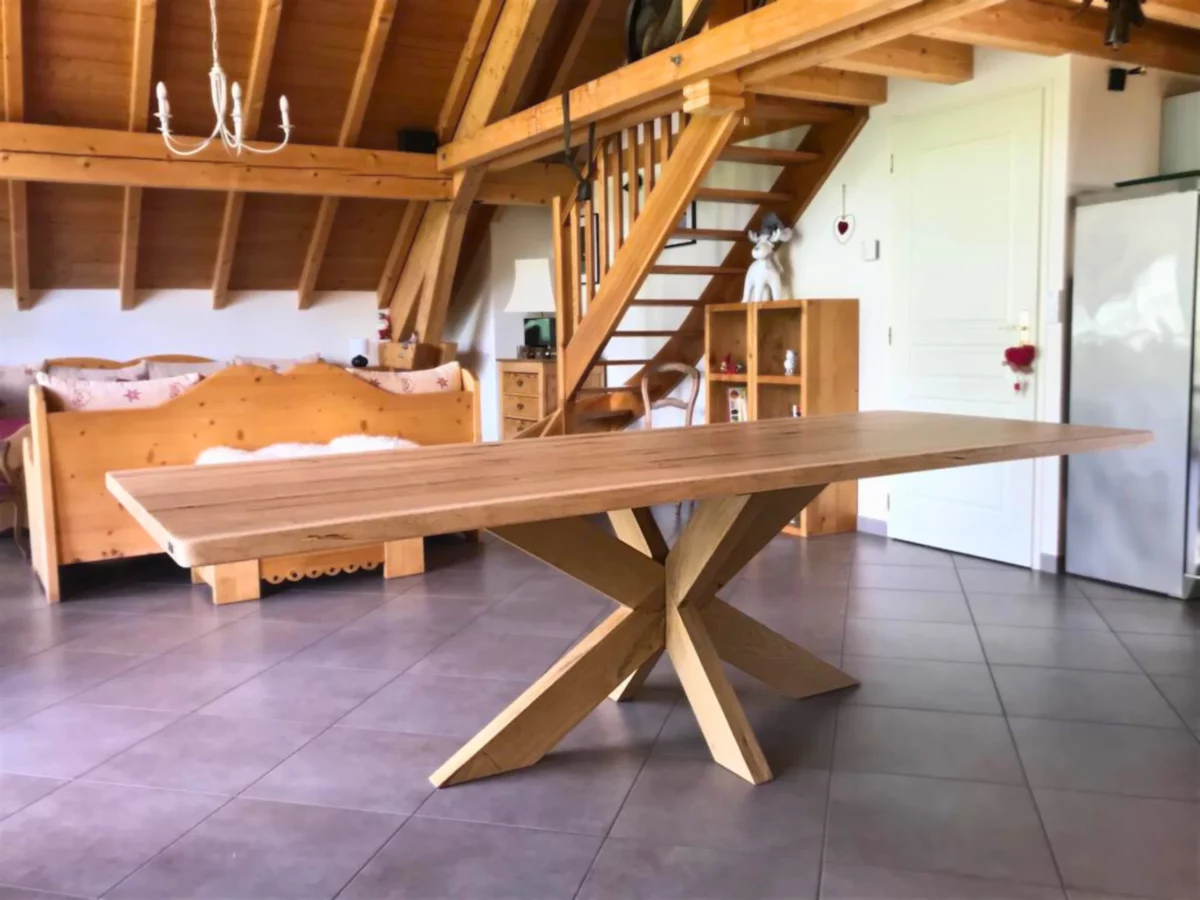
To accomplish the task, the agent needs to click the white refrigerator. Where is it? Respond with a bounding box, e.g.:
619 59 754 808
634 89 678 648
1066 178 1200 599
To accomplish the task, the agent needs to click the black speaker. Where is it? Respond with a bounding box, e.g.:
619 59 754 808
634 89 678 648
1108 67 1128 92
398 129 439 155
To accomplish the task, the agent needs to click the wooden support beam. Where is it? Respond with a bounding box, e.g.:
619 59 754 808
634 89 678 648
212 0 282 310
376 202 425 309
739 0 1003 86
438 0 933 172
2 0 28 310
752 67 887 105
117 0 157 312
926 0 1200 74
560 109 739 401
395 0 562 344
297 0 399 310
438 0 505 142
0 123 573 204
828 34 973 84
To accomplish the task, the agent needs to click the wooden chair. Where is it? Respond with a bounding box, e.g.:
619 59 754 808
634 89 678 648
640 362 700 429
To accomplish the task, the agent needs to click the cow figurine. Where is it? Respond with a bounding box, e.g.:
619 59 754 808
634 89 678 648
742 217 794 303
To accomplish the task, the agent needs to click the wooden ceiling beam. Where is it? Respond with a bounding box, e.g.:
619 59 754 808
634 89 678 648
297 0 399 310
827 34 974 84
0 122 573 204
751 67 888 105
3 0 28 310
211 0 282 309
1061 0 1200 30
438 0 941 173
925 0 1200 74
739 0 1002 85
118 0 157 312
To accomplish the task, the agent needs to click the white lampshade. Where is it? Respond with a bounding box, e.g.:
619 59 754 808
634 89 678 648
505 258 555 314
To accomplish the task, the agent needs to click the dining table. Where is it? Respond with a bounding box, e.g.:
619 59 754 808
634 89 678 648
106 411 1148 788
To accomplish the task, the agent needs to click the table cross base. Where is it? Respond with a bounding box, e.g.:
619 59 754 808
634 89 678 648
430 485 858 788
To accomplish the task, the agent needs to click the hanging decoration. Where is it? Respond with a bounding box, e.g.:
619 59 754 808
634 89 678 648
154 0 293 157
833 185 855 245
1002 343 1037 395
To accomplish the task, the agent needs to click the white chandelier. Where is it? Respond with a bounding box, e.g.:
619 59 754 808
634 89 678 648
154 0 293 156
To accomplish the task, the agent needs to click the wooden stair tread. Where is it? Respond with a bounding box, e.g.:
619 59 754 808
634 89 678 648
577 386 638 393
651 265 744 276
594 359 651 366
720 146 822 167
673 228 744 242
694 187 793 205
629 299 703 307
612 329 691 338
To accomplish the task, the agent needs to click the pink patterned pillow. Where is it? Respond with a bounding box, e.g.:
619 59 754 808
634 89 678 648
0 364 41 418
46 361 149 381
34 373 202 411
348 361 462 395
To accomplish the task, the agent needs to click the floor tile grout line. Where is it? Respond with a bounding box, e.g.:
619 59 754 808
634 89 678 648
951 553 1070 895
331 814 414 900
0 878 90 899
815 570 853 900
1107 628 1200 747
96 569 531 900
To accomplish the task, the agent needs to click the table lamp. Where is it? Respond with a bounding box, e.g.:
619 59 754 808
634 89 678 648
506 258 557 359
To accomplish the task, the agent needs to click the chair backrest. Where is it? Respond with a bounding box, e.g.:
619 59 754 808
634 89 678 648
641 363 700 429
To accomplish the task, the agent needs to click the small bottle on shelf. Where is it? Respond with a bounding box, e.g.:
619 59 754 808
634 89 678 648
790 404 801 417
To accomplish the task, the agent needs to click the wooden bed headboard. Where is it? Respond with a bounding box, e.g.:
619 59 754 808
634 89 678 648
27 363 481 570
43 354 215 369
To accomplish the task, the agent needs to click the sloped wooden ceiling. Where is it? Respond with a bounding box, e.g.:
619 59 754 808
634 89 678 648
8 0 625 295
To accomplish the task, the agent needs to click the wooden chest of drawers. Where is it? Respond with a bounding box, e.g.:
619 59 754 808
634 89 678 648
498 359 603 439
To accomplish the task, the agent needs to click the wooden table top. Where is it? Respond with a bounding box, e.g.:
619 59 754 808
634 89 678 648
107 412 1148 567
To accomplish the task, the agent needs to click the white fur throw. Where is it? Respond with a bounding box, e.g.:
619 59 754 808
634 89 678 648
196 434 420 466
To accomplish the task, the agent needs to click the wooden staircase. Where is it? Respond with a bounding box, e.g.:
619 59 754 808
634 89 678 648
522 100 868 438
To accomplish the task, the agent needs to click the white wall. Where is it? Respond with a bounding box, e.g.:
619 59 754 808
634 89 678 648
0 289 379 366
786 47 1192 565
447 205 552 442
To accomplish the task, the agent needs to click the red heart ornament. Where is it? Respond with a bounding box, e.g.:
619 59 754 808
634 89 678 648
1004 345 1036 369
833 214 855 244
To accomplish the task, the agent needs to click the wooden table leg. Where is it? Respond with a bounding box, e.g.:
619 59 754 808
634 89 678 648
431 486 859 789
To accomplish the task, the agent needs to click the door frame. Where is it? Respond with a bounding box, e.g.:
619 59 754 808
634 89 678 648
886 82 1063 566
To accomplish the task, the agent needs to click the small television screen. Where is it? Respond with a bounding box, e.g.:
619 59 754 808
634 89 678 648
523 315 556 348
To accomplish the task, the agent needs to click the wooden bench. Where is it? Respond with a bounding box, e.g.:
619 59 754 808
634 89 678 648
28 362 480 604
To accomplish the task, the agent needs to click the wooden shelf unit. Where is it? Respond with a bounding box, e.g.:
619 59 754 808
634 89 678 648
705 299 860 536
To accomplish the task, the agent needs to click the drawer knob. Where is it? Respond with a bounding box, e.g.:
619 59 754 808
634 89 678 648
515 378 525 388
515 402 525 411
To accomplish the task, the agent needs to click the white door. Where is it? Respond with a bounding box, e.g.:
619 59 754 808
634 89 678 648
888 89 1045 566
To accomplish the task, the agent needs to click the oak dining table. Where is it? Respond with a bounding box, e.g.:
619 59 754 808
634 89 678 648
106 411 1148 787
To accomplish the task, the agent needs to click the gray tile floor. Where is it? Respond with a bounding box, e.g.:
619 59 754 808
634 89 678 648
0 524 1196 899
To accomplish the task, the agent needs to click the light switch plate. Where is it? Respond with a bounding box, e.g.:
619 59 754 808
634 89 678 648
861 239 880 262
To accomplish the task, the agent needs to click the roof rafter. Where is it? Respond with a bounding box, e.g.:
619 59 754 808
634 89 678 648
211 0 282 310
296 0 400 311
118 0 157 312
926 0 1200 73
3 0 28 310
